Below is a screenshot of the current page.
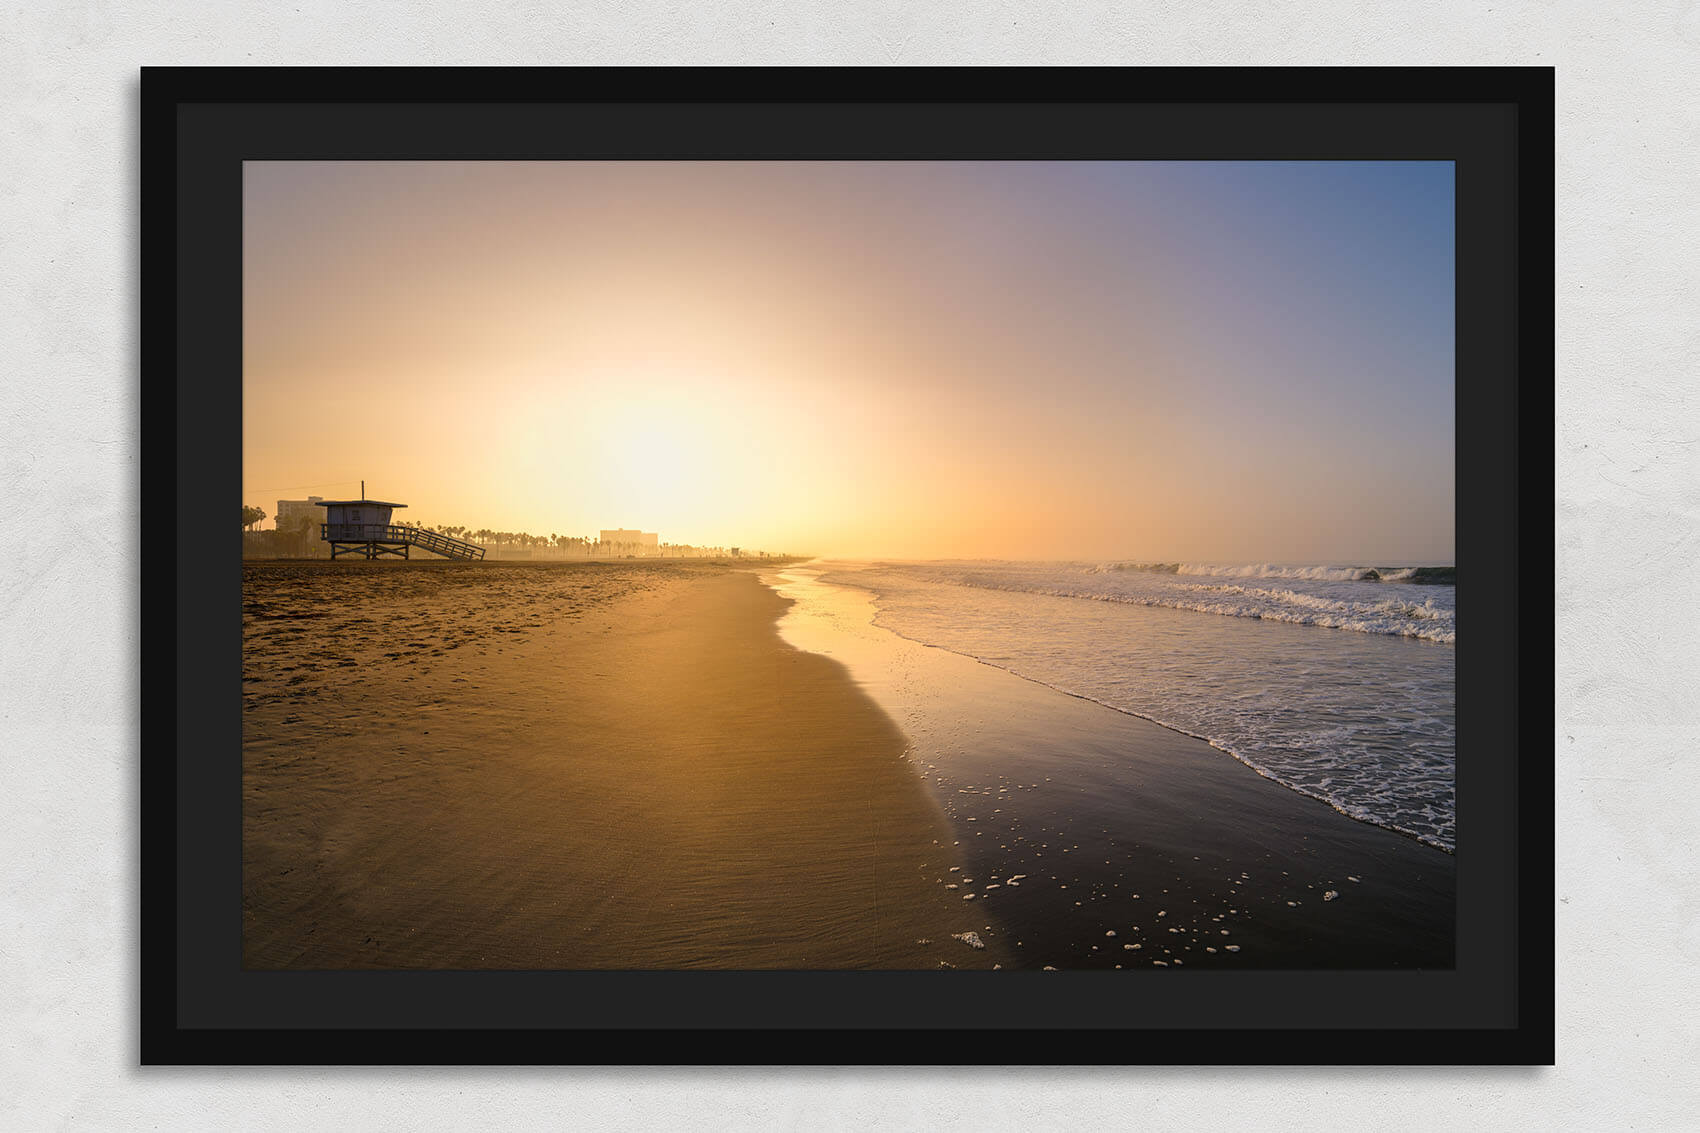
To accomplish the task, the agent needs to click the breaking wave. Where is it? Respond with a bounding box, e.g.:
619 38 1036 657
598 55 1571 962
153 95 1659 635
1102 562 1456 585
908 561 1456 643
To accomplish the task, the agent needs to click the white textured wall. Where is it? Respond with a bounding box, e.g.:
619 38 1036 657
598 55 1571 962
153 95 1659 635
2 3 1693 1127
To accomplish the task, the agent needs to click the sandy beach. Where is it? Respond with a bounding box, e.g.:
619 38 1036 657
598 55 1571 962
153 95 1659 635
245 558 1451 971
244 560 1000 969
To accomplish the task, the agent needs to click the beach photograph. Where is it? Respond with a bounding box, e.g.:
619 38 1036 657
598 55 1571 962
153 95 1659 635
242 160 1456 972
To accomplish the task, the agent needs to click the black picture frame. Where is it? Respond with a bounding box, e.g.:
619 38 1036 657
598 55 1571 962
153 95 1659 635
142 66 1554 1065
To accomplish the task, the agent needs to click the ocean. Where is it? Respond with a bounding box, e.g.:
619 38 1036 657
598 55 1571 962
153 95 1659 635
816 560 1456 852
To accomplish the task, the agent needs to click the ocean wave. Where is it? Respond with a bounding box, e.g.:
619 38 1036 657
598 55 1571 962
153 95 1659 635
1102 561 1455 584
920 568 1456 643
1198 584 1456 625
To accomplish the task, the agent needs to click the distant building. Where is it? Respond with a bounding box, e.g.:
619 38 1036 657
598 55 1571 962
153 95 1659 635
275 496 326 533
600 529 659 550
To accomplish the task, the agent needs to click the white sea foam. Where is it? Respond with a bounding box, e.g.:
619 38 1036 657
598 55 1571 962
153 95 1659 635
895 561 1455 642
1101 561 1373 581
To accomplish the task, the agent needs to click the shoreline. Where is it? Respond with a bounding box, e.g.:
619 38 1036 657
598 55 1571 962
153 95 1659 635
244 561 1002 969
804 561 1456 853
765 563 1455 969
870 631 1454 857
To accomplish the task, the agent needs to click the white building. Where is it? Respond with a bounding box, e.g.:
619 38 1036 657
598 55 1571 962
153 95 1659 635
599 529 659 550
274 496 326 532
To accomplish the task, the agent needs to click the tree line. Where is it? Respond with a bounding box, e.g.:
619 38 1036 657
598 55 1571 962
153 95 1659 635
401 523 744 559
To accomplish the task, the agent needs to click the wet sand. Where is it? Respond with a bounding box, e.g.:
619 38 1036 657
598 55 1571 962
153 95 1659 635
243 560 1001 969
766 564 1456 970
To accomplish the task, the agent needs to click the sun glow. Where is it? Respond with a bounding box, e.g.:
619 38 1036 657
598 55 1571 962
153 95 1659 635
581 387 721 531
244 161 1455 561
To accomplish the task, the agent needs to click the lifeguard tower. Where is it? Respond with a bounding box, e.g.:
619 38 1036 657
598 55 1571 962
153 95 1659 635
319 487 485 561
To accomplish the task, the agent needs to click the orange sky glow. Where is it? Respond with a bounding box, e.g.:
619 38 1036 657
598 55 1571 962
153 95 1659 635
244 161 1454 562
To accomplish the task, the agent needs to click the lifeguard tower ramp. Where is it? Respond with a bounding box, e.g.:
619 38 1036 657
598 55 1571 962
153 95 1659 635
318 497 486 561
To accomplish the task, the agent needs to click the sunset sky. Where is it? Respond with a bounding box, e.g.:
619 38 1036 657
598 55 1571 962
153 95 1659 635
244 161 1454 562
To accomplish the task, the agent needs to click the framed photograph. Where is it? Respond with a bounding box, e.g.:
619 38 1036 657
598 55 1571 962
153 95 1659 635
143 67 1553 1063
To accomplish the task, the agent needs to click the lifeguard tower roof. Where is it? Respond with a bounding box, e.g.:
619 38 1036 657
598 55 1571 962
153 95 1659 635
315 499 407 509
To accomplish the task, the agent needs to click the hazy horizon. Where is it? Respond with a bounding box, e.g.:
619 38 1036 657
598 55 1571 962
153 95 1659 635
244 161 1454 562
